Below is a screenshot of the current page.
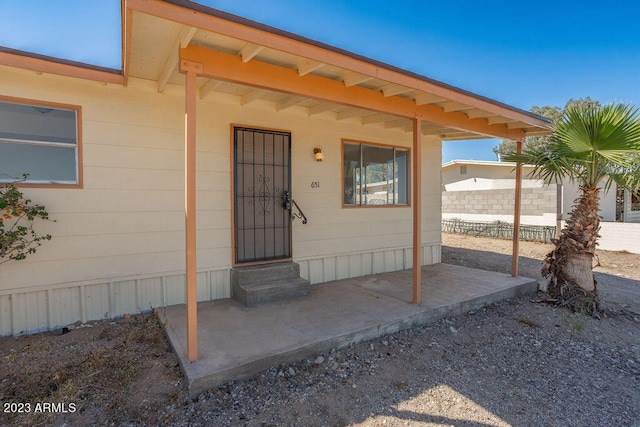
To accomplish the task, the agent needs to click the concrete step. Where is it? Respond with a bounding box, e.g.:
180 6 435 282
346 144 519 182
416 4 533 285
231 262 310 306
233 277 310 307
231 262 301 286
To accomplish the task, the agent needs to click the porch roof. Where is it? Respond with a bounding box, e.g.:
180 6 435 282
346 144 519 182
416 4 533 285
126 0 552 141
0 0 553 141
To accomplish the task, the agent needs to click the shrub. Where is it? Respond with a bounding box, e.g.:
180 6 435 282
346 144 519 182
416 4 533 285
0 175 53 264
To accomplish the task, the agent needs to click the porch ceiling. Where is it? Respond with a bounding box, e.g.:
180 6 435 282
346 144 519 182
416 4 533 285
126 0 552 141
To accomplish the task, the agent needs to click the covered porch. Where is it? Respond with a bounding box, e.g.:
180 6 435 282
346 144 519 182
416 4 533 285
162 263 538 398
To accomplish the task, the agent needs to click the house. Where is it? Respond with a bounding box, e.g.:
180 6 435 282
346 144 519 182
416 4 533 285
0 0 551 350
441 159 638 225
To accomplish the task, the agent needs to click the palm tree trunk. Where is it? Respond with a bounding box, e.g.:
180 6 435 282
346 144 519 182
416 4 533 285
543 186 600 313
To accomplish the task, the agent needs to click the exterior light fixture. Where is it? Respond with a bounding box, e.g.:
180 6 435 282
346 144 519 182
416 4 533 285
314 147 323 162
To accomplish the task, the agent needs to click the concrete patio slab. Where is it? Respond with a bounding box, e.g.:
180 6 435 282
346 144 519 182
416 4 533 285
161 263 538 398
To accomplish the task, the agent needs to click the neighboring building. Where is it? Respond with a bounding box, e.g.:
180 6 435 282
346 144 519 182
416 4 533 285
0 0 551 336
442 159 635 225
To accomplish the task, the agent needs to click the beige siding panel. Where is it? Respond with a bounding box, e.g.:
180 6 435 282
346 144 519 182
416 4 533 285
322 257 337 282
138 277 165 310
209 270 232 300
84 284 111 321
41 211 184 237
49 287 82 329
112 280 138 316
296 243 440 285
308 259 324 284
0 295 13 335
86 167 185 191
165 274 186 306
12 291 48 335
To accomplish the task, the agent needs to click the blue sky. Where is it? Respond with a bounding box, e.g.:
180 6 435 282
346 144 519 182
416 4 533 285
1 0 638 162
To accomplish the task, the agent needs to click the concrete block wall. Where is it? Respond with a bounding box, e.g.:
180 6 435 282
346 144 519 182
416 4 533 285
442 185 557 217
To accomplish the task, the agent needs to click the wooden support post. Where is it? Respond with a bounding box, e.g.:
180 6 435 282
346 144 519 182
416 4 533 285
511 138 524 277
182 59 202 362
412 117 422 304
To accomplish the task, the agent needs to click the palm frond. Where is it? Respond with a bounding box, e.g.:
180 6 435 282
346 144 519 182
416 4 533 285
507 102 640 190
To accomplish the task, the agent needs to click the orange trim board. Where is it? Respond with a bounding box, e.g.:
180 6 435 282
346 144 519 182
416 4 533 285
412 117 422 304
0 50 124 85
184 68 198 362
179 45 527 141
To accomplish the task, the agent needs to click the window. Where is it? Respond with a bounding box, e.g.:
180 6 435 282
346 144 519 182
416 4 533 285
460 165 467 174
343 141 409 206
0 97 80 185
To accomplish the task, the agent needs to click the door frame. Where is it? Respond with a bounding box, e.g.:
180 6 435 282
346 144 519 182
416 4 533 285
230 124 294 267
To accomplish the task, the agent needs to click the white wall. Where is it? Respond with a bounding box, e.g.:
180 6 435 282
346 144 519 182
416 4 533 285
0 65 441 335
560 182 617 222
442 163 537 188
597 222 640 254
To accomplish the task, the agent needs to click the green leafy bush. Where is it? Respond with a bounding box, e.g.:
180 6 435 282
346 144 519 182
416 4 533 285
0 175 53 264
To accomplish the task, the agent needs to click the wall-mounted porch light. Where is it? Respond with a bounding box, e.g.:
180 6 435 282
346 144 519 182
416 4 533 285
314 147 324 162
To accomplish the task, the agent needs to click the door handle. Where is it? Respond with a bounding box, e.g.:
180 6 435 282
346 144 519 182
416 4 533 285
282 191 292 210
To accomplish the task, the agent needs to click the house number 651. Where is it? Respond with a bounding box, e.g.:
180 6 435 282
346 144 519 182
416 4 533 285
311 181 320 188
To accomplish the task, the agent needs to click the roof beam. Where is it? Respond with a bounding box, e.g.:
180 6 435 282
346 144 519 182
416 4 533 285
277 95 306 111
422 125 449 135
298 59 324 76
385 119 411 129
342 72 372 87
380 83 413 97
199 78 223 99
239 43 264 63
465 108 496 119
488 116 516 125
439 101 475 113
442 133 480 140
308 101 336 116
362 113 393 124
180 45 529 139
158 25 197 92
240 88 268 106
414 93 446 105
507 121 529 129
337 108 369 121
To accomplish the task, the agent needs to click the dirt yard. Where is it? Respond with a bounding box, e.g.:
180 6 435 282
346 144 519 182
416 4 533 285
1 234 638 426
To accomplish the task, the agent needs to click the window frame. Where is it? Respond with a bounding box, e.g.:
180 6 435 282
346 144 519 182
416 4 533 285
341 139 411 208
0 95 82 188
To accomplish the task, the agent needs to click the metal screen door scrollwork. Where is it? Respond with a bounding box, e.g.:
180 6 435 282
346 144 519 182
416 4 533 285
234 127 291 263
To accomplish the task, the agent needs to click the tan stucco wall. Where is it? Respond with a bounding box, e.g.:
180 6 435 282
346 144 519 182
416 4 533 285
0 65 441 335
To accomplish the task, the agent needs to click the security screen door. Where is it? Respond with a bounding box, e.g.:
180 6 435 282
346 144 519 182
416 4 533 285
234 127 292 263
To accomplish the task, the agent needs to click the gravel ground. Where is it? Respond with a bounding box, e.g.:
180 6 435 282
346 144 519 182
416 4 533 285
2 234 639 426
169 300 639 427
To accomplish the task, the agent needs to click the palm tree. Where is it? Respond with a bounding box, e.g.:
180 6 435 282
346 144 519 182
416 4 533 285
505 102 640 314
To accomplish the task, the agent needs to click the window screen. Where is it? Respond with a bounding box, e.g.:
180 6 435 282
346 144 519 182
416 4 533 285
0 99 79 184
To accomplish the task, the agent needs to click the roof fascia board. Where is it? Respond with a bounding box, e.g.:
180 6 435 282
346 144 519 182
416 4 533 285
0 48 125 85
122 1 133 85
126 0 551 131
180 45 526 140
